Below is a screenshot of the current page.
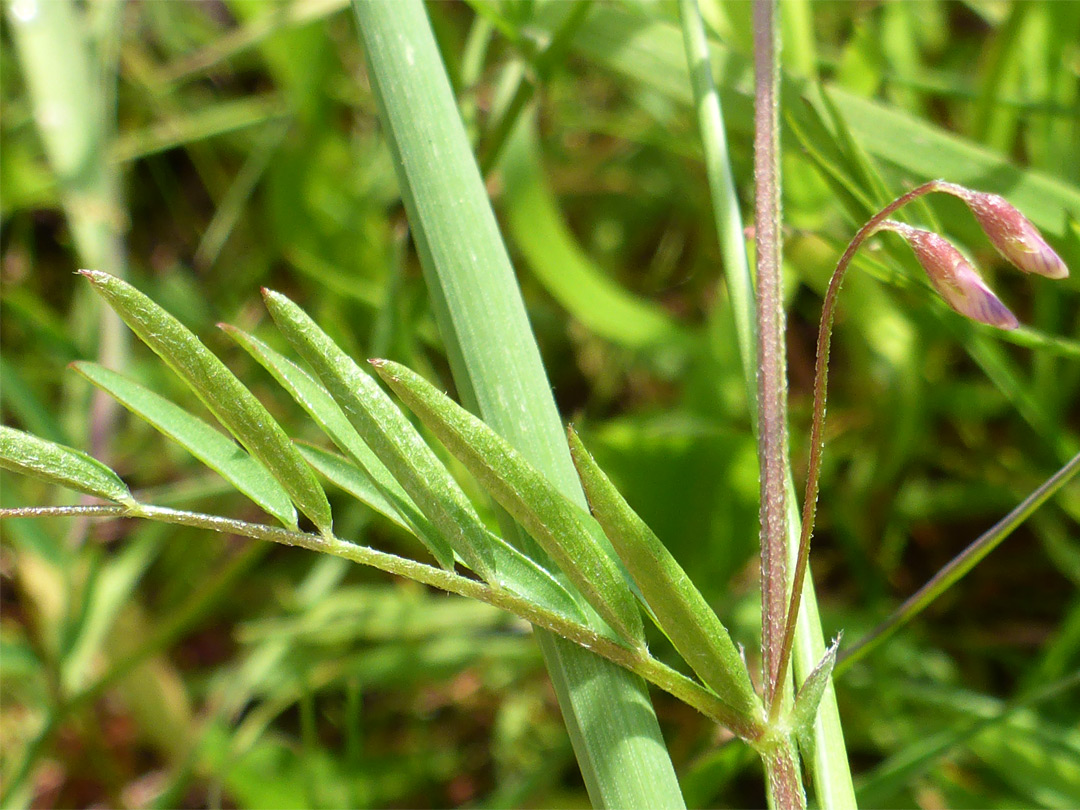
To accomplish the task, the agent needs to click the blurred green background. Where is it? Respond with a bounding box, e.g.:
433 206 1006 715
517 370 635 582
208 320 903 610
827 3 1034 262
2 1 1078 807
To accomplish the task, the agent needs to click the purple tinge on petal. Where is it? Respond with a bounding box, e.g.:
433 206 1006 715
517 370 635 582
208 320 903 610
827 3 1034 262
962 192 1069 279
937 259 1021 330
891 223 1020 330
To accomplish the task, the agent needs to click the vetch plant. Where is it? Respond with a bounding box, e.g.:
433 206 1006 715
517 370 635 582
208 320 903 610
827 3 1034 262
1 188 1071 806
3 1 1078 808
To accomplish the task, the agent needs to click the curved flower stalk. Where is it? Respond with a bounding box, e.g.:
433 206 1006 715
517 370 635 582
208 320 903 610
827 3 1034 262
769 181 1069 719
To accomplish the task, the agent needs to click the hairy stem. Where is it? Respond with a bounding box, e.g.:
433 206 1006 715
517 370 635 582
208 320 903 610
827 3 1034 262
753 0 790 706
0 503 765 741
762 737 805 810
752 3 808 806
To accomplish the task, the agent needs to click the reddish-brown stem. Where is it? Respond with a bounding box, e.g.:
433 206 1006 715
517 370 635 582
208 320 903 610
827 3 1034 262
768 180 945 720
763 737 805 810
753 0 790 711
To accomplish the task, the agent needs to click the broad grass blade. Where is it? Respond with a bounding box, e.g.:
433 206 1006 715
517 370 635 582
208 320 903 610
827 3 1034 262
353 1 684 803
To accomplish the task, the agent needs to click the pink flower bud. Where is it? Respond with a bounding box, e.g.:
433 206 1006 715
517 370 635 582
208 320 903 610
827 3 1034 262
938 184 1068 279
882 221 1019 330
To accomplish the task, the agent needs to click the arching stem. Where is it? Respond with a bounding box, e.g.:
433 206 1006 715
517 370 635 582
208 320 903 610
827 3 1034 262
767 180 946 719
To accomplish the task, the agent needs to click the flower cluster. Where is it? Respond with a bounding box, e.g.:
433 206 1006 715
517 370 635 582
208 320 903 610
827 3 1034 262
881 184 1068 329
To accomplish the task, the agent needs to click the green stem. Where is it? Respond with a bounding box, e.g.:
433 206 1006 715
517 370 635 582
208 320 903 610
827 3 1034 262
677 0 757 415
478 1 594 175
0 503 765 741
350 2 685 805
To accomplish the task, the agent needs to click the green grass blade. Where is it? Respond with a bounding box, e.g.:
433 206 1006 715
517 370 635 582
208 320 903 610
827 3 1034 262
0 426 134 506
837 451 1080 675
79 271 332 535
5 0 129 448
156 0 349 85
220 323 453 565
72 361 298 529
262 289 492 579
110 96 288 163
678 0 757 404
856 674 1080 807
562 5 1080 237
353 2 685 805
373 359 645 647
567 427 759 716
785 485 856 810
0 357 66 444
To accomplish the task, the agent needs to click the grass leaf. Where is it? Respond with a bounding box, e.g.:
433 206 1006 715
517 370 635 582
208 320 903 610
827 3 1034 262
501 116 688 350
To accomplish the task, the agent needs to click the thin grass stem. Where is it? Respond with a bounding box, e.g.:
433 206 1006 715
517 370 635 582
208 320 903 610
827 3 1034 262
678 0 757 416
836 450 1080 675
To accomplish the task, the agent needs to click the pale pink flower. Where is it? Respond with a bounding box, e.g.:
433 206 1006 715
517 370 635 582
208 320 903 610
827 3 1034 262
937 183 1068 279
882 221 1019 330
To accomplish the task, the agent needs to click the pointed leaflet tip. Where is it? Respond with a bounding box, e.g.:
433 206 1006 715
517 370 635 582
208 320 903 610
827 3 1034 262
792 633 841 748
0 425 136 506
261 296 494 577
567 425 763 727
83 273 333 534
72 360 300 530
